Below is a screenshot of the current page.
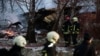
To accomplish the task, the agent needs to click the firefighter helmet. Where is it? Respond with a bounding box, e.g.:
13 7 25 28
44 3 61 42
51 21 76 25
72 17 78 22
46 31 60 44
13 35 27 47
65 15 70 20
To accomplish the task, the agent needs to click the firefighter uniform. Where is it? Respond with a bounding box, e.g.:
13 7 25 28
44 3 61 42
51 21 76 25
62 18 72 47
71 17 80 45
42 31 60 56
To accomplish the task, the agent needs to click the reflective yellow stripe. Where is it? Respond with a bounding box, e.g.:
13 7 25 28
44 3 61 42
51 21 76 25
77 29 79 30
68 26 69 32
42 50 47 56
73 25 76 31
45 53 47 56
65 41 68 43
63 32 69 34
63 25 70 34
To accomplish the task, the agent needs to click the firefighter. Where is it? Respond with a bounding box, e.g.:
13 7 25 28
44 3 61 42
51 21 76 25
71 17 80 45
8 35 27 56
73 33 96 56
62 16 72 47
42 31 60 56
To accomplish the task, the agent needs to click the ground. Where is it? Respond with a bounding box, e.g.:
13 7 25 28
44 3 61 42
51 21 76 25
0 38 100 56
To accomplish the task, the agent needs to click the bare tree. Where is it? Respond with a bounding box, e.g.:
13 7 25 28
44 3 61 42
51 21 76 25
0 0 36 43
52 0 69 31
26 0 36 43
1 0 5 12
15 0 25 13
70 0 78 19
9 0 14 12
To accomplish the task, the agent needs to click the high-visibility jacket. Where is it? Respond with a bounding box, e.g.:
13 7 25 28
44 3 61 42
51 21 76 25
42 31 59 56
72 22 80 34
42 40 56 56
62 20 72 34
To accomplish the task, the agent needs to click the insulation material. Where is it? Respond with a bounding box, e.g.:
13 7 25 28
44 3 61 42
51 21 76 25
43 13 56 23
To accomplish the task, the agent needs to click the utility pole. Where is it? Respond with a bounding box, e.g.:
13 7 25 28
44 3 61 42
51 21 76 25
95 0 100 39
96 0 100 23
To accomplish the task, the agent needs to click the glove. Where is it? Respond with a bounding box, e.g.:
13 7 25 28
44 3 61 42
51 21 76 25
48 43 54 47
